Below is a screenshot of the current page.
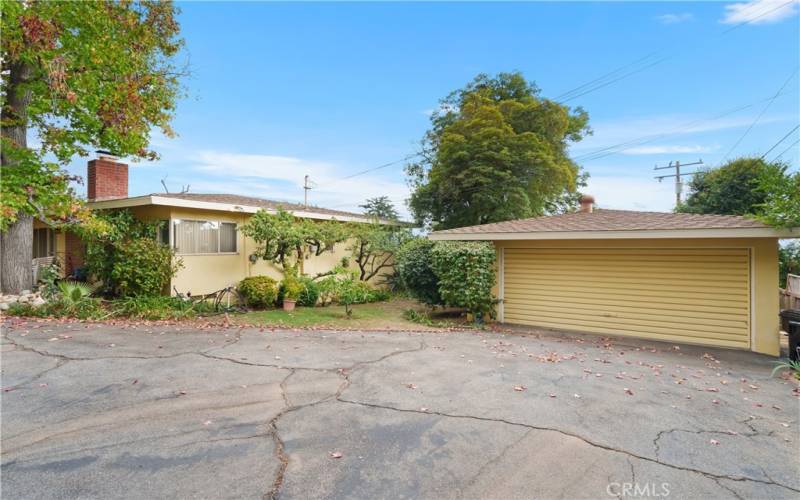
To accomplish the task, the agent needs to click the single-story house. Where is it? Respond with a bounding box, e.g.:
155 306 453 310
429 195 798 356
35 153 390 295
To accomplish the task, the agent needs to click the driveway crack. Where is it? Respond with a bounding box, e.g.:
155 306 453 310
335 399 799 493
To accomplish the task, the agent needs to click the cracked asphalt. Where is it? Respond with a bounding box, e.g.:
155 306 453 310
1 319 798 499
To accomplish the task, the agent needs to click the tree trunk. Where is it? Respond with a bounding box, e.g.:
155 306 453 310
1 62 34 294
0 215 34 293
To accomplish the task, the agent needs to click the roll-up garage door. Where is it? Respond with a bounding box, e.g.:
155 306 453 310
502 247 751 349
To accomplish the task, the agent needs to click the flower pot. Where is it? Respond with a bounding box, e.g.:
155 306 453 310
283 299 297 312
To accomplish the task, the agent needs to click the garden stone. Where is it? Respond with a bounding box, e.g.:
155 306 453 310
0 302 9 311
32 297 47 307
17 296 29 304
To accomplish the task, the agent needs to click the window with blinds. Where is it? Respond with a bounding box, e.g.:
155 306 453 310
33 228 55 259
172 220 237 254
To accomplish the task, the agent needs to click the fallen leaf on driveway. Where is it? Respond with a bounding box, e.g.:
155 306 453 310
549 393 557 398
623 388 633 395
420 407 429 412
203 420 213 426
706 388 719 392
405 383 417 390
329 452 343 459
709 439 719 445
514 386 526 392
573 393 581 399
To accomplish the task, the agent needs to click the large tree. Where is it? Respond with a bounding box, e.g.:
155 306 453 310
0 1 183 293
406 72 591 230
677 157 784 216
360 196 399 221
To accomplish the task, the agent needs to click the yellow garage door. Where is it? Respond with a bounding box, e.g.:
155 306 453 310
502 247 751 349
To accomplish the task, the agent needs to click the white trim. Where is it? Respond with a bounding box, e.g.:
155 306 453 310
88 195 386 224
429 227 798 241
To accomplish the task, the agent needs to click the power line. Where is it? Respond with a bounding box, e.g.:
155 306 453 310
322 153 421 186
722 0 798 34
772 138 799 161
761 124 800 159
572 88 797 163
552 0 797 105
722 67 798 161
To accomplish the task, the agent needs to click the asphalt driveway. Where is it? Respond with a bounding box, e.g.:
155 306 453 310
2 319 798 499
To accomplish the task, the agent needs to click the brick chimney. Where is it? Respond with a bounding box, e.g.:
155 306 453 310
87 151 128 201
579 194 595 213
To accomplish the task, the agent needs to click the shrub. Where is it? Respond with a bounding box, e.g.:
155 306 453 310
297 276 320 307
430 241 496 319
238 276 279 308
395 238 442 306
282 275 303 302
37 260 62 299
366 287 392 303
81 210 181 297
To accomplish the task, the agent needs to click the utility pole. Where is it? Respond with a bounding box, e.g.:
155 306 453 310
654 159 704 208
304 175 312 208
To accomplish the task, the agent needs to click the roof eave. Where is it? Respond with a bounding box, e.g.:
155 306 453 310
428 227 800 241
87 196 383 224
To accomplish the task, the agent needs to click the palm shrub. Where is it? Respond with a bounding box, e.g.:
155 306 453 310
430 241 496 319
238 276 279 308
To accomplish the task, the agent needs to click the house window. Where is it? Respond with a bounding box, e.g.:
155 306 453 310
33 228 55 259
157 220 170 246
172 219 237 255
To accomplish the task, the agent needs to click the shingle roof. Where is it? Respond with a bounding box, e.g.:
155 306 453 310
431 209 769 235
151 192 365 219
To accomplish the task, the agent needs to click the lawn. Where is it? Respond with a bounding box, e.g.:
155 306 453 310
232 298 464 330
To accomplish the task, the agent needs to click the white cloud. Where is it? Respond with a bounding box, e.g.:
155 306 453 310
656 13 694 24
720 0 799 25
184 150 412 218
586 176 679 212
621 144 719 155
573 113 789 152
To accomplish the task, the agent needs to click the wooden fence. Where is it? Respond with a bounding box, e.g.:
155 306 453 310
780 274 800 310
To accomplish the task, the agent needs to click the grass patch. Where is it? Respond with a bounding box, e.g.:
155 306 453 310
233 298 451 329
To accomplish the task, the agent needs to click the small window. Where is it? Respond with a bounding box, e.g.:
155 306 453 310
172 219 236 255
157 220 170 246
33 228 55 259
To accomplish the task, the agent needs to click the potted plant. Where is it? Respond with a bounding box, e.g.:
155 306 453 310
282 275 303 312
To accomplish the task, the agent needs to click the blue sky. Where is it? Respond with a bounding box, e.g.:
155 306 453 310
69 0 800 216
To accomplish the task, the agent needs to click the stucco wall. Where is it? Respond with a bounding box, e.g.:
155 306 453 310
167 208 389 296
494 238 780 356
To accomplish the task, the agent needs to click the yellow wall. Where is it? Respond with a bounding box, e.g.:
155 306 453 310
166 207 388 297
495 238 780 356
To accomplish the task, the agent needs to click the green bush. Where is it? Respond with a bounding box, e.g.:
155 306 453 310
430 241 496 319
37 260 62 299
281 274 303 302
238 276 278 308
297 276 320 307
365 287 392 303
395 238 442 306
82 210 181 297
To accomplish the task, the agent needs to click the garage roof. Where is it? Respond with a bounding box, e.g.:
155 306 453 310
429 209 798 240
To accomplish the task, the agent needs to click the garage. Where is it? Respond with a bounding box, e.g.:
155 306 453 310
502 247 751 349
429 196 798 355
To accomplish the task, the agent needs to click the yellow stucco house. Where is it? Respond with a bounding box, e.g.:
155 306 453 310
430 195 798 356
35 153 391 296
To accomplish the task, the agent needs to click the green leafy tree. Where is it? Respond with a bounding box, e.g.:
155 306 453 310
678 158 784 216
241 208 349 270
757 168 800 229
360 196 399 221
406 72 591 230
0 0 184 293
348 222 411 282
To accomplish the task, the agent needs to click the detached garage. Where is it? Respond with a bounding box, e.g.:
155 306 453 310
430 197 798 356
